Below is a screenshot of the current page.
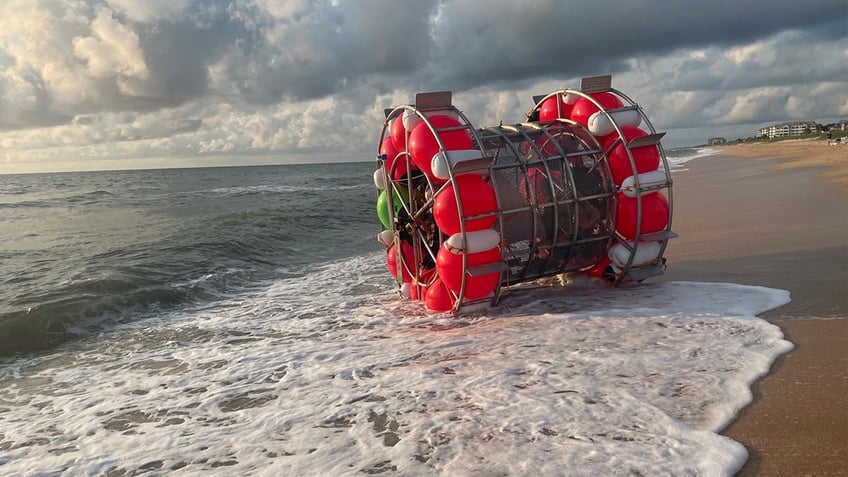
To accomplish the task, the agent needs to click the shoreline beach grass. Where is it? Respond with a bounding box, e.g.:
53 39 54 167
660 138 848 476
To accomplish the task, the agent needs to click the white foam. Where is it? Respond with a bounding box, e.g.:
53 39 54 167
0 253 792 476
175 182 369 198
666 146 721 169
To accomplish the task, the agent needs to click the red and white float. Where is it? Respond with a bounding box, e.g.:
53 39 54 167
374 75 675 313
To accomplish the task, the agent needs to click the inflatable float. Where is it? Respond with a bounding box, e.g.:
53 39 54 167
373 75 676 313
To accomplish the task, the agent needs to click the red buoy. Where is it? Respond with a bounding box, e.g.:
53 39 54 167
380 136 413 180
408 115 472 179
425 277 455 312
539 94 572 121
584 255 615 281
433 174 497 235
410 268 435 301
436 245 501 300
387 241 415 283
390 116 407 151
615 192 669 240
570 92 623 128
603 127 660 185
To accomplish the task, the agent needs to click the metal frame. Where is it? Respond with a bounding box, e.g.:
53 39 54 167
376 75 675 313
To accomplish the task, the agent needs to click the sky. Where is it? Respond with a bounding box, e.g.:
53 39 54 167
0 0 846 174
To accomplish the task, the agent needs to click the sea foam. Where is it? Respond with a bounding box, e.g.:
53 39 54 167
0 253 791 476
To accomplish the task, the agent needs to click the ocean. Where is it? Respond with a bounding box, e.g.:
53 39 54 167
0 147 793 476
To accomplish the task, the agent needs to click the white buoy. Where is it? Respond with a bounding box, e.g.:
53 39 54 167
373 168 387 190
587 109 641 137
619 170 668 198
444 229 501 254
608 241 663 268
431 149 488 180
377 230 393 247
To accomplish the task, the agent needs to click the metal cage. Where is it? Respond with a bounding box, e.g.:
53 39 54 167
375 75 675 313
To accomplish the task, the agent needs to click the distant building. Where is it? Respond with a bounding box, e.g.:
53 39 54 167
757 121 821 139
707 137 727 145
826 120 848 132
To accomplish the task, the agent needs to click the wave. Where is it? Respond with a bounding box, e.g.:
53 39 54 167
0 265 263 357
0 162 380 357
665 146 721 169
64 189 117 203
176 183 370 199
0 214 378 357
0 189 119 209
0 200 52 209
0 246 385 357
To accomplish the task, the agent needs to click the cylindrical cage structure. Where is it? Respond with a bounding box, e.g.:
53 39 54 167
374 77 674 313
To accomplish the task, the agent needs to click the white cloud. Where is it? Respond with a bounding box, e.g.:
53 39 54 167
725 42 776 65
73 7 149 83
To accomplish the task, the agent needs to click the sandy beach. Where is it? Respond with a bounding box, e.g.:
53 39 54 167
659 139 848 476
719 139 848 192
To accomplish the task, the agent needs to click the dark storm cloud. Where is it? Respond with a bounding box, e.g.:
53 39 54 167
2 0 842 127
133 14 237 104
426 0 847 91
197 0 439 104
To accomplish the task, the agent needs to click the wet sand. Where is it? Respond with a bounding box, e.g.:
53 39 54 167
658 139 848 476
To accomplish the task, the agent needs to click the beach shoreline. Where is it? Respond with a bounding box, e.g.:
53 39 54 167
660 138 848 476
719 138 848 192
